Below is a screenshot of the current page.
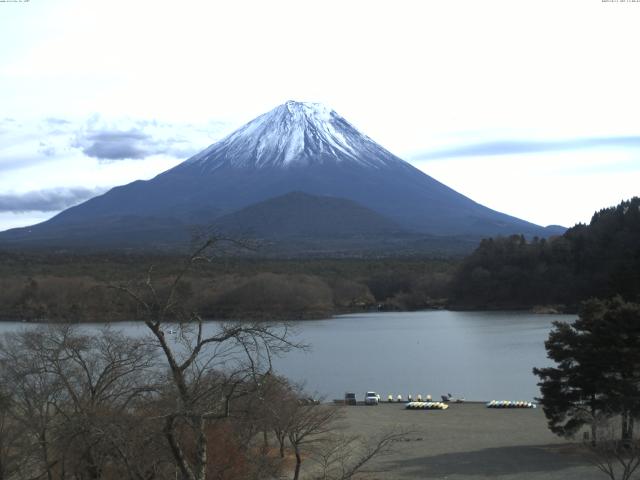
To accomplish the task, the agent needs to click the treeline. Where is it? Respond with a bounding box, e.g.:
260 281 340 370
0 256 455 322
450 197 640 310
4 198 637 321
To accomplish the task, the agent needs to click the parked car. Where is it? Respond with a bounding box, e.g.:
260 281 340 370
344 392 357 405
364 391 380 405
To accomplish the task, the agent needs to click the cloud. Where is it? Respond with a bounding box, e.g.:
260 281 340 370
75 130 153 160
0 118 20 137
38 141 58 157
412 136 640 161
71 116 230 162
44 117 71 126
0 118 74 172
0 187 105 213
0 114 233 174
0 155 48 172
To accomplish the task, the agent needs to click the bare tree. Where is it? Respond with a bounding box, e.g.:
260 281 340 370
0 388 27 480
309 430 408 480
264 377 300 459
585 421 640 480
0 326 164 480
266 386 406 480
112 236 301 480
285 403 343 480
0 329 65 480
0 235 404 480
43 326 159 479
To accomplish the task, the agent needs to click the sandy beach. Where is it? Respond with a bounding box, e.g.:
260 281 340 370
333 402 604 480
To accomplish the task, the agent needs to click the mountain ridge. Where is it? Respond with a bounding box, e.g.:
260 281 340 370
0 101 565 253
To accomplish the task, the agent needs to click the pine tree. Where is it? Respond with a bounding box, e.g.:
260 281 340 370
534 297 640 443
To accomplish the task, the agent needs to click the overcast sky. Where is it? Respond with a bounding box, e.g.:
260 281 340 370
1 0 639 231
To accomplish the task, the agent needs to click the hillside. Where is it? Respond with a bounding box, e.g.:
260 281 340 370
449 197 640 310
213 191 406 238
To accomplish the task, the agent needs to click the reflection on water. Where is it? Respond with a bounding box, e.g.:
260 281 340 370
0 310 573 402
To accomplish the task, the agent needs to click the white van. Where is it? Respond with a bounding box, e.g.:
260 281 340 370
364 391 380 405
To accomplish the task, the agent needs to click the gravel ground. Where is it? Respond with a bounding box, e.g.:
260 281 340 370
331 402 605 480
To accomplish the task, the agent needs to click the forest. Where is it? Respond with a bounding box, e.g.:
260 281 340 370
0 198 638 322
0 253 454 322
449 197 640 311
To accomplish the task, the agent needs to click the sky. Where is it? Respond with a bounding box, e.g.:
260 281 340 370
0 0 639 231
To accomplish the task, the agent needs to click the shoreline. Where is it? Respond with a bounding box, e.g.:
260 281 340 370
0 306 577 324
332 402 601 479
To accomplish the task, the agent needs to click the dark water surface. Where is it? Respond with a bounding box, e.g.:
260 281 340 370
0 310 571 402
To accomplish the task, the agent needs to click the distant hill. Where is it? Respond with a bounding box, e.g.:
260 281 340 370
214 191 406 238
0 101 564 253
449 197 640 310
211 191 483 256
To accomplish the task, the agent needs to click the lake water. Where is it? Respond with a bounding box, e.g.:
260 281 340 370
273 310 570 402
0 310 572 402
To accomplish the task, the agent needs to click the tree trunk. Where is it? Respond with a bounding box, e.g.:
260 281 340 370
40 429 54 480
83 448 101 480
194 416 207 480
293 445 301 480
590 403 598 446
622 412 635 447
622 410 631 443
274 430 286 458
164 416 195 480
262 429 269 450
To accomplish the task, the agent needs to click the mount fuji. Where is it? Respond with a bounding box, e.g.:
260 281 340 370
0 101 563 253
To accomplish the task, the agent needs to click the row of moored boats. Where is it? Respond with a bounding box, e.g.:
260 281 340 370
486 400 536 408
403 400 538 410
405 402 449 410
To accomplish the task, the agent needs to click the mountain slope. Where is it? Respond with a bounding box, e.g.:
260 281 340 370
214 191 406 238
0 101 563 251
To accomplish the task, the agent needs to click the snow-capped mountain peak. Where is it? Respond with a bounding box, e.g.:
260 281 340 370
283 99 332 118
183 101 406 171
1 101 559 249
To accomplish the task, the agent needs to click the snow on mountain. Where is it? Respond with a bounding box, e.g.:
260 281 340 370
184 100 404 171
0 100 564 251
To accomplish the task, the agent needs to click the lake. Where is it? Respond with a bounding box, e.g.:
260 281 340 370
0 310 571 402
273 310 570 402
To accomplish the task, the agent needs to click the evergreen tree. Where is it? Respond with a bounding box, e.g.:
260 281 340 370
534 298 640 443
451 197 640 309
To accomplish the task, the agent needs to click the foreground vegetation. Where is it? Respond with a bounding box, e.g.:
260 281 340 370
0 324 405 480
534 297 640 480
0 240 404 480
